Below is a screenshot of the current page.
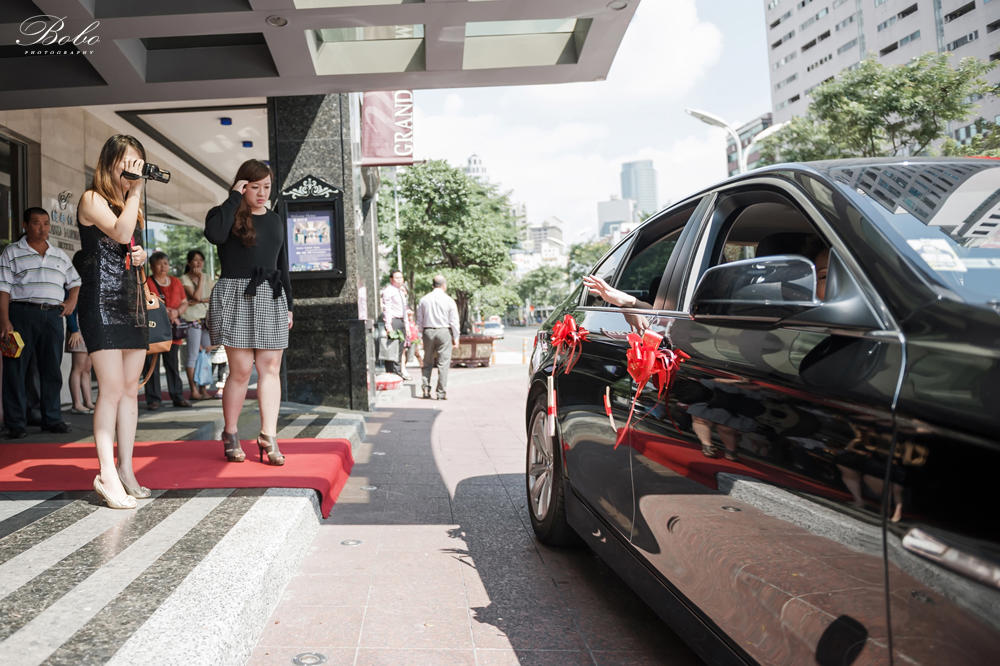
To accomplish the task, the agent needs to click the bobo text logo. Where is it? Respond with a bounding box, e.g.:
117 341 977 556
16 15 101 55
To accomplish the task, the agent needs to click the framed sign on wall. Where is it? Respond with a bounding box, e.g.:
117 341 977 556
279 175 346 279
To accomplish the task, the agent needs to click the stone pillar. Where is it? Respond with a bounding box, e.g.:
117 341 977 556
267 94 375 410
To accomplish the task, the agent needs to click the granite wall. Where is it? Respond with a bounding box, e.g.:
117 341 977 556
267 94 375 411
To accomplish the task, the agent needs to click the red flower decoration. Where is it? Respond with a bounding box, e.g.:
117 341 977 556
550 314 589 375
615 329 689 449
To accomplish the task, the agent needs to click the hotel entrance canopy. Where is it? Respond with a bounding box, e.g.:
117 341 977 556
0 0 638 110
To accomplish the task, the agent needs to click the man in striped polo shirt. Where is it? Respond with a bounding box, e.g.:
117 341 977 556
0 207 81 438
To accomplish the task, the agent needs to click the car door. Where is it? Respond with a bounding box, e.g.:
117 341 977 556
627 181 903 664
560 198 706 542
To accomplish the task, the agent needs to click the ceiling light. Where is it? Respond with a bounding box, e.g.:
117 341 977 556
607 1 628 9
266 15 288 27
242 141 253 148
219 117 232 126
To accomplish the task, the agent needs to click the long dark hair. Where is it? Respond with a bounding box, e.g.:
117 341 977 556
231 159 273 247
184 249 205 275
89 134 146 228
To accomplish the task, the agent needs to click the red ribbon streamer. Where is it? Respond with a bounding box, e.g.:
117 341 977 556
550 314 589 375
614 329 689 449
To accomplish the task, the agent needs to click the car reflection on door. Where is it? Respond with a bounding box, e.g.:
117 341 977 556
624 315 903 664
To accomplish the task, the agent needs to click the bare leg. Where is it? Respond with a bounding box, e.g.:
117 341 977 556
114 349 148 489
80 354 94 409
254 349 283 437
222 346 254 435
69 353 86 410
90 349 130 505
185 366 203 399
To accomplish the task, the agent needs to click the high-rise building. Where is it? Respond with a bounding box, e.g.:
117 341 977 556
764 0 1000 145
726 113 774 177
464 153 488 182
597 196 638 239
620 160 659 215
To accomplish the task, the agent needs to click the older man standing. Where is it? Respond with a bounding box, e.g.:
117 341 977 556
415 274 460 400
380 269 410 380
0 207 81 438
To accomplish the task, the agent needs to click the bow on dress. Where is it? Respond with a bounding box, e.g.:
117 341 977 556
550 314 588 375
614 329 689 449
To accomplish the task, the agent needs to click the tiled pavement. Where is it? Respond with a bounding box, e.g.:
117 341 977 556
249 365 701 665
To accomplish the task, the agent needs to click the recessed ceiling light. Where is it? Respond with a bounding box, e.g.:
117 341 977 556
219 117 232 126
242 140 253 148
266 15 288 27
607 0 628 9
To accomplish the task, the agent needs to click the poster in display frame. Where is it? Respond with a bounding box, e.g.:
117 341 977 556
279 175 346 279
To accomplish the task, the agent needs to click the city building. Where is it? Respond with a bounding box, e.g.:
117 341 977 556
512 216 567 277
464 153 489 183
763 0 1000 143
620 159 659 215
597 196 638 239
726 113 774 177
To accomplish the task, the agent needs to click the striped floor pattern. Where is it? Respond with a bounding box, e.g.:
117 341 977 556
0 413 348 665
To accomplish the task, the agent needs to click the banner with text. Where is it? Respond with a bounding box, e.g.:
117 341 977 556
360 90 415 166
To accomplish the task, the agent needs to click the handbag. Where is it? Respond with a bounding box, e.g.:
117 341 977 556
145 276 172 355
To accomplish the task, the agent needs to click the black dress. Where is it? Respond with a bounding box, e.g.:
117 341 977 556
75 222 148 352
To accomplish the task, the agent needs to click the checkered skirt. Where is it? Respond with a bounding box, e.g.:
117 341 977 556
207 277 289 349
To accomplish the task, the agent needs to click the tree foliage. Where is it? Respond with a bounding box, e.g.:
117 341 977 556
758 54 997 163
941 120 1000 158
153 223 219 277
516 265 568 308
567 240 611 282
379 161 517 333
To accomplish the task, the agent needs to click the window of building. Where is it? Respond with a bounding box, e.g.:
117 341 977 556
770 10 792 29
776 73 798 90
798 0 815 8
988 18 1000 33
771 29 795 49
838 38 858 55
899 3 918 19
990 49 1000 62
944 2 975 23
0 136 26 244
900 30 920 46
833 0 849 7
877 16 897 31
817 29 831 42
801 6 830 30
945 30 978 51
874 0 888 7
835 13 857 31
807 53 833 71
774 51 798 69
768 0 783 10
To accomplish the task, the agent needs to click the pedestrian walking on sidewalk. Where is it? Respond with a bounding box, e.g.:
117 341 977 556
205 159 292 466
415 275 460 400
380 269 409 379
142 252 190 410
180 249 215 400
75 134 151 510
0 208 81 438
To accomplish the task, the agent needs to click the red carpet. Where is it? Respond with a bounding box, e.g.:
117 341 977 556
0 438 353 518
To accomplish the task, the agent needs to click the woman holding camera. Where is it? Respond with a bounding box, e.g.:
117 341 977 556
205 159 292 465
76 135 150 510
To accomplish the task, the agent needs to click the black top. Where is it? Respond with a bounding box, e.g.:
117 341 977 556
204 190 293 310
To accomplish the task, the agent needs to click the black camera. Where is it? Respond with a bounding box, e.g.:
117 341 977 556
121 163 171 183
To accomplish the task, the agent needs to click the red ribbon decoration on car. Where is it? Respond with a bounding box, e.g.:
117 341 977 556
614 329 690 449
550 314 589 375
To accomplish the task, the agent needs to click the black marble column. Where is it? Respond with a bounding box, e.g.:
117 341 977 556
267 94 375 410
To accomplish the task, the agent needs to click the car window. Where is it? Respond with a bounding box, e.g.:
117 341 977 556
583 239 632 307
612 199 703 309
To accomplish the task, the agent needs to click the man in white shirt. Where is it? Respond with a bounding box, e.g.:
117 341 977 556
0 208 81 438
380 269 410 379
415 274 460 400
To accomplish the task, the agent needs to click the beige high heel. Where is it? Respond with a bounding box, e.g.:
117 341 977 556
257 433 285 466
117 471 152 499
223 431 246 462
93 475 138 510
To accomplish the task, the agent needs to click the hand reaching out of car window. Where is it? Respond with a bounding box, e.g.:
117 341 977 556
583 275 651 333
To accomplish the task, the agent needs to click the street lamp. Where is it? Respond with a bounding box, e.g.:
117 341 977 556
744 121 789 166
685 107 745 174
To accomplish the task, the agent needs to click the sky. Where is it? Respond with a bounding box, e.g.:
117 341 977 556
412 0 772 244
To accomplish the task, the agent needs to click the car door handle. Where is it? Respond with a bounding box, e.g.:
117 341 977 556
901 527 1000 590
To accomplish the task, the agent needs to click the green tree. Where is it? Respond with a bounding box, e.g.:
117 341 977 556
516 265 569 308
941 120 1000 158
759 53 997 163
567 240 611 282
154 223 218 277
382 161 518 332
471 283 521 321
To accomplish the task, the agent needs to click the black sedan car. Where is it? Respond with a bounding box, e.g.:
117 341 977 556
525 158 1000 665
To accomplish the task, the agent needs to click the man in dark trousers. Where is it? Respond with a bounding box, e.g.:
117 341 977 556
0 208 80 438
415 274 460 400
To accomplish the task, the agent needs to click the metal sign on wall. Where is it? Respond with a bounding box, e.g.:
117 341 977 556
360 90 415 166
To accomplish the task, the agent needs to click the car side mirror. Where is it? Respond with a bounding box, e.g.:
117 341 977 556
691 255 819 324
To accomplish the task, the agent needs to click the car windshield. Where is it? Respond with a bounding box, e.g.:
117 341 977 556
832 162 1000 305
485 323 501 329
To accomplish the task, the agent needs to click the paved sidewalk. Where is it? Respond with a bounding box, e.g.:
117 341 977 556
250 365 701 665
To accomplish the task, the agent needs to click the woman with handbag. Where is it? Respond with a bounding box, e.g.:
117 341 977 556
75 134 150 510
143 251 190 410
180 249 214 400
205 159 292 465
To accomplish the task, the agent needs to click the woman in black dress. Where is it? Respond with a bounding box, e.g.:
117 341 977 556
205 159 292 465
76 135 150 510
